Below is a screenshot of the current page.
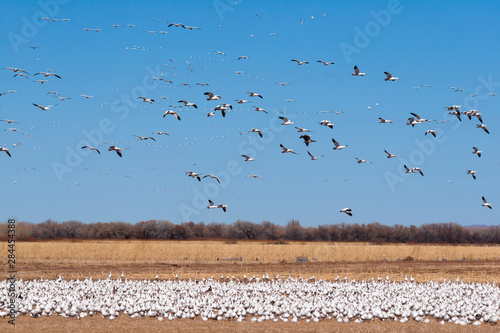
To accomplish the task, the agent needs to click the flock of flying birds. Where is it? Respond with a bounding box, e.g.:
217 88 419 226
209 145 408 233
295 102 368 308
1 13 495 218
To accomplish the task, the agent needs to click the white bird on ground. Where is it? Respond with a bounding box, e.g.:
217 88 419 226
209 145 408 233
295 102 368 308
242 155 255 162
251 128 263 137
482 196 492 209
466 170 477 180
472 147 482 157
138 97 155 103
317 60 334 66
253 106 268 114
33 103 57 111
203 174 220 183
248 92 263 98
134 135 156 141
319 120 334 128
204 92 221 101
280 144 297 154
352 65 365 76
425 130 436 137
81 146 100 154
163 110 181 120
378 117 392 123
279 116 294 125
108 146 128 157
356 158 371 164
384 150 399 158
0 147 11 157
307 151 323 160
476 124 489 134
295 127 311 132
178 100 197 108
332 138 347 150
186 171 201 181
291 59 309 65
384 72 398 81
340 208 352 216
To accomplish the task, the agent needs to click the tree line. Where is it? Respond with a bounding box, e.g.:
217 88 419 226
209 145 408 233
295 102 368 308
1 219 499 244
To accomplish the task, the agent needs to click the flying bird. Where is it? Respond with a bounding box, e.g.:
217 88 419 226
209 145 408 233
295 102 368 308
378 117 392 124
356 158 371 164
203 174 220 183
108 145 128 157
482 196 492 209
204 92 221 101
246 174 263 180
186 171 201 181
81 146 100 154
35 71 61 79
466 170 477 180
250 128 263 138
384 72 398 81
332 138 347 150
242 155 255 162
307 151 323 160
0 147 11 157
5 67 29 74
299 134 316 146
476 124 489 134
319 120 334 128
178 100 197 108
352 66 365 76
1 119 18 124
134 135 156 141
384 150 399 158
163 110 181 120
253 106 268 114
295 127 311 132
248 92 263 98
279 116 295 125
138 97 155 103
472 147 482 157
425 130 436 137
317 60 334 66
291 59 309 65
33 103 56 111
340 208 352 216
280 144 297 154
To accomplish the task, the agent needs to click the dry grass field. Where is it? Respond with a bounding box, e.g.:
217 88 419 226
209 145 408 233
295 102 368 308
2 240 500 282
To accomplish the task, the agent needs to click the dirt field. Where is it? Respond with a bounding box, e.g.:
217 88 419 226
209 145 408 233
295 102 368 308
4 316 500 333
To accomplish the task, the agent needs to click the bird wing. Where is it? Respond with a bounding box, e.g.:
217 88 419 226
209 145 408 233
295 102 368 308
332 139 339 147
384 72 392 79
482 196 487 203
354 66 360 75
411 113 422 120
307 151 314 158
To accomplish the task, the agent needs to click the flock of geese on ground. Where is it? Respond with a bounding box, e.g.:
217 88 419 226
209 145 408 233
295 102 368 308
1 276 499 326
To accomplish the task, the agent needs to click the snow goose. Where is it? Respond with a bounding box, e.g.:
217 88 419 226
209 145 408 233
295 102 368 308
253 106 268 114
163 110 181 120
13 73 29 79
246 174 263 180
291 59 309 65
217 204 228 212
471 110 483 123
317 60 334 66
134 135 156 141
411 113 431 122
248 92 263 98
242 155 255 161
203 174 220 183
168 23 185 28
299 134 316 146
80 94 94 99
138 97 155 103
1 119 18 124
384 150 398 158
378 117 392 123
207 200 218 209
425 130 436 137
276 82 291 86
466 170 477 180
470 147 483 158
352 65 365 76
237 56 249 60
5 67 29 74
340 208 352 216
279 116 295 125
280 144 297 154
319 120 334 128
186 171 201 181
108 145 128 157
0 147 11 157
307 151 323 160
35 71 61 79
476 124 489 134
295 127 311 132
204 92 221 101
251 128 263 137
332 138 347 150
178 100 197 108
482 196 492 209
236 99 250 104
356 158 371 164
33 103 57 111
412 167 424 176
384 72 398 81
153 131 169 136
81 146 100 154
33 79 48 84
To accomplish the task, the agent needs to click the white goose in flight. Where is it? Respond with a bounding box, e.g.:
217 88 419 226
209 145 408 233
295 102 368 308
472 147 482 157
242 155 255 162
279 116 294 125
217 204 228 212
482 196 492 209
0 147 11 157
476 124 489 134
356 158 372 164
138 97 155 103
332 138 347 150
1 119 18 124
154 131 169 136
411 113 431 122
319 120 334 128
186 171 201 181
299 134 316 146
33 103 57 111
163 110 181 120
425 130 436 137
253 106 268 114
207 200 218 209
204 92 221 101
340 207 352 216
178 100 197 108
384 72 398 81
295 127 311 132
236 99 250 104
81 146 100 154
307 151 323 160
246 174 263 180
291 59 309 65
352 65 365 76
203 174 220 183
280 144 297 154
317 60 334 66
35 71 61 79
404 165 424 176
250 128 263 137
248 92 263 98
466 170 477 180
384 150 398 158
108 145 128 157
5 67 29 74
134 135 156 141
378 117 392 123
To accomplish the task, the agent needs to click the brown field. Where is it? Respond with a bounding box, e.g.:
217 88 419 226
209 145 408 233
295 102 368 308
2 240 499 332
2 240 500 282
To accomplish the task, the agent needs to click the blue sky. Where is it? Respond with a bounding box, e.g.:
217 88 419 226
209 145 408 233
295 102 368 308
1 0 498 226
